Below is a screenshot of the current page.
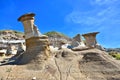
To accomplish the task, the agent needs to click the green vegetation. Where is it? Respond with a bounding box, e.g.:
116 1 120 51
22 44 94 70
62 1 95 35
0 30 7 33
0 30 24 34
109 52 120 60
14 30 24 34
0 30 24 39
13 30 24 37
44 31 68 37
115 54 120 60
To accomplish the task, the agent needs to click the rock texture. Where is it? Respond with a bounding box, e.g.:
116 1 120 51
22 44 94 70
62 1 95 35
71 34 87 51
18 13 51 65
73 34 82 42
18 36 51 65
0 13 120 80
0 30 24 40
0 49 120 80
44 31 71 48
82 32 99 48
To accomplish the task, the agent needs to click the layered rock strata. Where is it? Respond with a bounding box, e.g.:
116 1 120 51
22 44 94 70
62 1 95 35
18 13 50 65
82 32 99 48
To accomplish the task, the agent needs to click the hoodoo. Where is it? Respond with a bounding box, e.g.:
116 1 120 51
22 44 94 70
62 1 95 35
82 32 99 48
18 13 51 65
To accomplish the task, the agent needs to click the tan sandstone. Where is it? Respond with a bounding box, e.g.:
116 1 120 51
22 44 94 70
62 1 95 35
18 13 51 65
82 32 99 48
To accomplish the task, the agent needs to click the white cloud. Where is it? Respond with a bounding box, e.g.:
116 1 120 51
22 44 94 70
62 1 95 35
65 10 106 27
65 0 120 30
64 0 120 47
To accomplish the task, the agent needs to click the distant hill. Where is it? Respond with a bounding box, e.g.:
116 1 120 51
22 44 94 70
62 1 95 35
44 31 69 38
0 30 24 40
105 48 120 53
0 30 71 42
0 30 71 46
44 31 71 47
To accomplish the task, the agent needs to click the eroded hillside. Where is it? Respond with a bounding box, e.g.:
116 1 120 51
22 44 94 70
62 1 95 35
0 49 120 80
0 30 24 40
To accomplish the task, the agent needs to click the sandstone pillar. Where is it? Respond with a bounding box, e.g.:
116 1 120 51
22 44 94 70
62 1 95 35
82 32 99 48
18 13 50 65
18 13 35 39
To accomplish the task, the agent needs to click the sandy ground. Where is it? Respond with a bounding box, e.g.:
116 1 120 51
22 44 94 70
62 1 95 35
0 49 120 80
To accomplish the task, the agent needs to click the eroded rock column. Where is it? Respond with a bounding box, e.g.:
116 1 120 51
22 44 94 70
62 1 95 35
82 32 99 48
18 13 50 65
72 34 85 47
18 13 35 39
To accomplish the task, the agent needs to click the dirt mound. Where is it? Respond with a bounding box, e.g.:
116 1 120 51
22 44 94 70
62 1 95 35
79 49 120 80
82 52 106 61
0 49 120 80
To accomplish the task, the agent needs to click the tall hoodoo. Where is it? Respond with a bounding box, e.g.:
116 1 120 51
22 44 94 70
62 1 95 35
18 13 50 65
18 13 35 39
82 32 99 48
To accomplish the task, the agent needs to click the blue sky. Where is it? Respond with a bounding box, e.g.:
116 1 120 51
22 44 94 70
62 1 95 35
0 0 120 48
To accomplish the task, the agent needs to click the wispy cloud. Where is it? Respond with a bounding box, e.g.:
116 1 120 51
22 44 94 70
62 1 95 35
65 0 120 30
1 24 13 30
64 0 120 47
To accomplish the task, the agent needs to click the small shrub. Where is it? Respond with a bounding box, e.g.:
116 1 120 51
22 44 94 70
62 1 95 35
109 52 120 60
114 54 120 60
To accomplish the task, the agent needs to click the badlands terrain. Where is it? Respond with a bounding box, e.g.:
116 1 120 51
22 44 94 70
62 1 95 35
0 30 120 80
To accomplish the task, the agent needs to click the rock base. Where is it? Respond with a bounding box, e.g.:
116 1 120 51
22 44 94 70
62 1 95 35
18 36 51 65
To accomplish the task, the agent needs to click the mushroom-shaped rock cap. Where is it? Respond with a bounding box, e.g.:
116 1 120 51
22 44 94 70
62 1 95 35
82 32 99 36
18 13 35 22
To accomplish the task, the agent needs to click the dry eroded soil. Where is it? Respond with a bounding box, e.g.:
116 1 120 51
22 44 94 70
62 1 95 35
0 49 120 80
